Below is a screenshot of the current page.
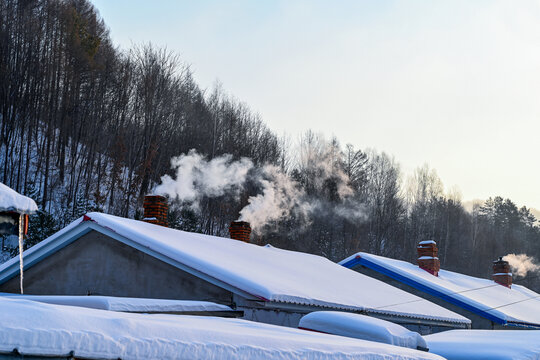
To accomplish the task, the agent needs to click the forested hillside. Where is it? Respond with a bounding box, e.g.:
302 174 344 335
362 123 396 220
1 0 539 290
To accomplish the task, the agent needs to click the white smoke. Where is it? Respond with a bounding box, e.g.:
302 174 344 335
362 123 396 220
154 150 253 210
297 136 354 199
503 253 540 278
154 145 367 232
238 165 312 229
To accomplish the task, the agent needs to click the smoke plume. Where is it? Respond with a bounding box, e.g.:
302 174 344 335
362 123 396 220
154 146 367 232
503 253 540 278
154 150 253 210
238 165 312 229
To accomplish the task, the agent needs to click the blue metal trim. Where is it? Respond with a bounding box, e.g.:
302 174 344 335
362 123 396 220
342 256 508 325
505 321 540 329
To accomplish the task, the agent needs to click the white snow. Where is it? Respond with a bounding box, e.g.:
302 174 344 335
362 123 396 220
418 256 439 260
0 182 38 214
341 252 540 326
425 329 540 360
0 294 232 313
0 297 446 360
418 241 436 245
16 212 469 325
298 311 428 350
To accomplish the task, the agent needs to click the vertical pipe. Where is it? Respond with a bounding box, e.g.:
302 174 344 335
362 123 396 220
18 213 23 294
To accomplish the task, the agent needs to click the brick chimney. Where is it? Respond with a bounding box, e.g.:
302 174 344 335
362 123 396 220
417 240 440 276
493 257 512 288
143 195 168 227
229 221 251 243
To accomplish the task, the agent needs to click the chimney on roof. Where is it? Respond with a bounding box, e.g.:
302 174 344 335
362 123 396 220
143 195 168 227
229 221 251 243
417 240 440 276
493 257 512 288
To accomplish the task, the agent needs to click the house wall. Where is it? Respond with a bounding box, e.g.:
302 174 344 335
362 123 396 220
351 265 495 330
0 230 233 305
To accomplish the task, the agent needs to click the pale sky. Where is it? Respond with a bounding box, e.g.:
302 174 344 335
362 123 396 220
91 0 540 210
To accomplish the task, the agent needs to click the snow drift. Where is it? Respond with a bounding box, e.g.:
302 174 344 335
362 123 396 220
0 297 445 360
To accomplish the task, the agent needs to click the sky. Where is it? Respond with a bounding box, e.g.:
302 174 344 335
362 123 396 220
91 0 540 210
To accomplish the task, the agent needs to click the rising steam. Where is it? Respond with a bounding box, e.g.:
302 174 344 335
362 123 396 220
154 150 253 210
503 253 540 278
238 165 309 228
154 146 367 232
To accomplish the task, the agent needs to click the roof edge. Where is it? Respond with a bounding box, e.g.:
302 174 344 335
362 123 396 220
0 219 92 285
0 214 260 302
341 255 501 325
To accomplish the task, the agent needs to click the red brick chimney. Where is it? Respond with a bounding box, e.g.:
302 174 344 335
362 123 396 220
493 257 512 288
417 240 440 276
143 195 168 227
229 221 251 243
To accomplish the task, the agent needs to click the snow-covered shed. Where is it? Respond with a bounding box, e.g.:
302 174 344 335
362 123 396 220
0 297 446 360
340 246 540 329
0 182 37 240
0 211 469 332
0 182 38 215
0 182 38 288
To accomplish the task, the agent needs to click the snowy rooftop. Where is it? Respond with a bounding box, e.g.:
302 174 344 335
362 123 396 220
298 311 428 351
0 297 445 360
425 329 540 360
0 182 37 214
0 212 470 325
340 252 540 327
0 294 233 313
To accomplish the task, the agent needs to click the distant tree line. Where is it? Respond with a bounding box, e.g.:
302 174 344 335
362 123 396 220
1 0 539 290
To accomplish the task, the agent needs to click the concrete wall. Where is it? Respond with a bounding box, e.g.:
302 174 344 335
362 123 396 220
0 230 233 304
241 308 305 328
352 265 494 330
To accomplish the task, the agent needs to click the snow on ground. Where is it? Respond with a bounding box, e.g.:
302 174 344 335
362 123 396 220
0 293 232 313
425 329 540 360
30 212 466 325
0 297 446 360
340 252 540 326
299 311 428 350
0 182 37 214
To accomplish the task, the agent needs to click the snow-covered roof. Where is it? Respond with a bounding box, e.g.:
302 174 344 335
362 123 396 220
0 212 470 325
298 311 428 351
340 252 540 327
0 297 445 360
0 294 233 313
0 182 37 214
424 329 540 360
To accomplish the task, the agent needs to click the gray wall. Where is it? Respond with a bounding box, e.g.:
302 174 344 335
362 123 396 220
0 230 233 304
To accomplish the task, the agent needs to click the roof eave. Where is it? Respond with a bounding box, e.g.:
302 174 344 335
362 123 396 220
0 221 93 285
246 299 469 327
0 220 259 301
341 255 505 325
